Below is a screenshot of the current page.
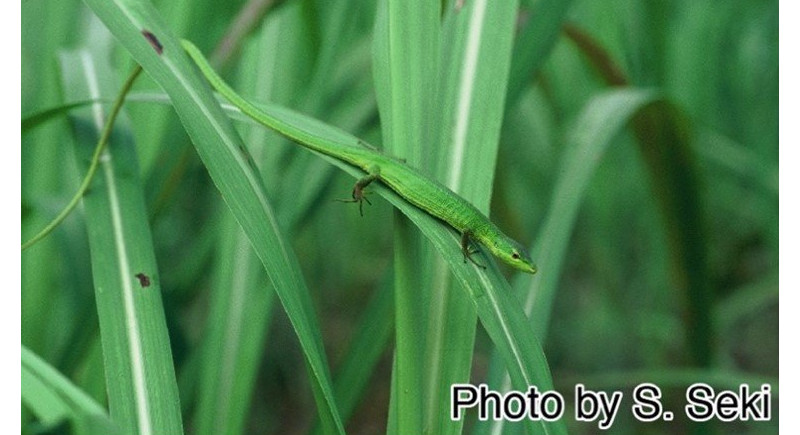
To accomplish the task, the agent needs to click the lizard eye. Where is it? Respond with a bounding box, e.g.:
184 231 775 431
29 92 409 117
511 251 520 260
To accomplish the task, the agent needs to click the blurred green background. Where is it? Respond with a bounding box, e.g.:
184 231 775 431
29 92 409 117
22 0 777 434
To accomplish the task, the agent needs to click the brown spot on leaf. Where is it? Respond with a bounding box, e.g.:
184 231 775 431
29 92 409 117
142 30 163 55
135 273 151 287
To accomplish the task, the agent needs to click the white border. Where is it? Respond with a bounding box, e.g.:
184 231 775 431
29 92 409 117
778 1 793 432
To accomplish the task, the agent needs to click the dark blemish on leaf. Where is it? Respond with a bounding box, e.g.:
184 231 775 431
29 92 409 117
142 30 163 55
135 273 151 287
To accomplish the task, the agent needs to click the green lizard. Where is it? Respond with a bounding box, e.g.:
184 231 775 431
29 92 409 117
182 40 536 274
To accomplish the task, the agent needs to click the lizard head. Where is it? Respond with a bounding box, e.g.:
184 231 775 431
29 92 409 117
490 236 537 274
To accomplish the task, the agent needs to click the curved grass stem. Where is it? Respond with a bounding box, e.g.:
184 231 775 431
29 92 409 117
22 65 143 251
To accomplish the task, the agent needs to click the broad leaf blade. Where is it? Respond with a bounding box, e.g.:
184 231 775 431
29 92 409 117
372 1 440 434
59 48 183 435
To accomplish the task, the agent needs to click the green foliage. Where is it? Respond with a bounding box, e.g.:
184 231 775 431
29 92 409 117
22 1 777 434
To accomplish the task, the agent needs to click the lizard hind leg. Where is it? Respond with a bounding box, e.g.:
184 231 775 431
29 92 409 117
335 171 380 217
461 231 487 270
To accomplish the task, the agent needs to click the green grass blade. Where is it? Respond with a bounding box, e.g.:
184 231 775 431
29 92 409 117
372 1 440 433
191 18 281 435
629 101 713 367
379 185 561 435
371 0 439 162
193 15 304 433
505 0 576 111
79 1 345 433
565 23 716 368
480 89 658 435
193 207 275 435
129 0 230 176
423 2 525 435
695 128 778 196
22 100 109 132
58 49 183 435
404 214 561 435
22 0 84 368
22 346 119 435
526 89 659 337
